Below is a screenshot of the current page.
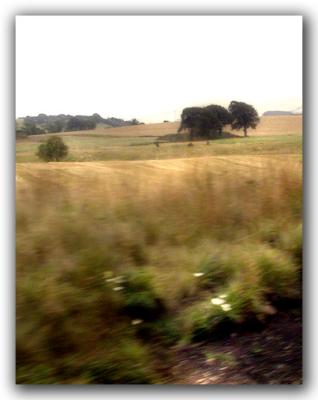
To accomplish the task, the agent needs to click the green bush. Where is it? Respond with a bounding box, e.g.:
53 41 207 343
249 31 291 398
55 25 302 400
257 222 302 267
198 250 240 289
280 224 302 265
153 318 182 345
181 242 301 343
181 299 235 342
181 283 266 343
255 246 299 299
222 279 266 321
37 136 68 161
121 269 165 321
135 318 182 345
86 340 157 384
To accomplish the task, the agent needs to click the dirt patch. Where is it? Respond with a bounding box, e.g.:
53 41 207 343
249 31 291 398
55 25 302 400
170 311 302 384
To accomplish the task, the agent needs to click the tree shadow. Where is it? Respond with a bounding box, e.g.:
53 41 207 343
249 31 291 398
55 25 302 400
158 131 242 143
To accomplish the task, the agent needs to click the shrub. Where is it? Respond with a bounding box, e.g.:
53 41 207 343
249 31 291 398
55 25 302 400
135 318 182 345
121 269 165 321
86 340 158 384
37 136 68 161
198 249 241 289
222 279 266 321
181 243 301 342
280 224 302 265
181 299 235 342
255 245 300 299
181 282 267 343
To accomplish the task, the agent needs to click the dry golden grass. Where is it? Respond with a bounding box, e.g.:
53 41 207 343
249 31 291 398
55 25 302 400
16 154 301 200
16 147 302 383
227 115 302 137
27 121 179 140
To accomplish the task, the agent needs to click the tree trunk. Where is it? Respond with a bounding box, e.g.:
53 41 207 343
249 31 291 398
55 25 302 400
243 127 247 137
189 128 194 142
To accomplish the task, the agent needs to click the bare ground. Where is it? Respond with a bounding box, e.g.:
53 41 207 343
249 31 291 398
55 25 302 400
169 311 302 385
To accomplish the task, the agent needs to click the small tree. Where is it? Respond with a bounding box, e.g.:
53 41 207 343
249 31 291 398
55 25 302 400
37 136 68 162
228 101 260 137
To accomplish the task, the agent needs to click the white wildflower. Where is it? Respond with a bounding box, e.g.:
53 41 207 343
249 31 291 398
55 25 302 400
131 319 143 325
193 272 204 277
211 298 225 305
113 286 124 291
219 294 228 299
221 303 232 312
114 276 125 284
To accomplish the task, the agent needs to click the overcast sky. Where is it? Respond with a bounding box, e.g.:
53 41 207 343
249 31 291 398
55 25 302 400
16 16 302 122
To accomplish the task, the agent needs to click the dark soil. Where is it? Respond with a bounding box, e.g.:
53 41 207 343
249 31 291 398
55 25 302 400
170 310 302 384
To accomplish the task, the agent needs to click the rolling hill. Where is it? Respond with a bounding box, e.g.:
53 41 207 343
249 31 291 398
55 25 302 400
24 115 302 139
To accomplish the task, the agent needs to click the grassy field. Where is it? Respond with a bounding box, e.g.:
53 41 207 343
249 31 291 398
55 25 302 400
18 114 302 138
16 116 302 384
16 115 302 163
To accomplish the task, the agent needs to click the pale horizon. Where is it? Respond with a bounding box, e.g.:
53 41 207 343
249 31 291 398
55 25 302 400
16 16 302 123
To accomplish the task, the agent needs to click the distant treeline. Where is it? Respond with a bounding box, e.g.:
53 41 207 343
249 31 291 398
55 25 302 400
262 111 301 116
16 113 142 137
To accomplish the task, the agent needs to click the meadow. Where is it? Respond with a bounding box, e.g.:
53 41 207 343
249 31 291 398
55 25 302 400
16 116 302 384
16 115 302 163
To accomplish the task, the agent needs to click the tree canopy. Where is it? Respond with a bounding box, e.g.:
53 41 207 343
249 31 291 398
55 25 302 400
37 136 68 162
228 101 260 137
178 105 232 140
178 101 259 140
65 116 97 131
16 113 143 137
205 105 232 128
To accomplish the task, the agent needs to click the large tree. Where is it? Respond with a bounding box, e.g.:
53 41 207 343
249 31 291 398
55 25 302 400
178 106 230 140
204 105 232 135
228 101 260 137
178 107 205 141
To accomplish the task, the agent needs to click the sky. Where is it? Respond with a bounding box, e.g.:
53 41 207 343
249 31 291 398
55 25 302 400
16 16 302 123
